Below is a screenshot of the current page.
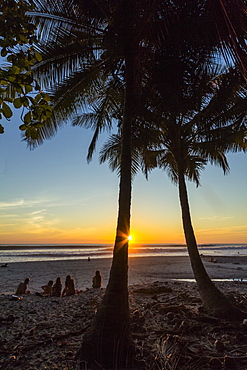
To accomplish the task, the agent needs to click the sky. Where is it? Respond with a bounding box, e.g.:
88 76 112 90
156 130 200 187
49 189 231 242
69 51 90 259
0 110 246 246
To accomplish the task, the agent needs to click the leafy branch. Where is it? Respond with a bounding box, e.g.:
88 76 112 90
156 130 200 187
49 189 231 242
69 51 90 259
0 0 52 138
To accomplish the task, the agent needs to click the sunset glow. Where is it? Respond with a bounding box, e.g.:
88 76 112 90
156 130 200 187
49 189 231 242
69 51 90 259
0 124 246 246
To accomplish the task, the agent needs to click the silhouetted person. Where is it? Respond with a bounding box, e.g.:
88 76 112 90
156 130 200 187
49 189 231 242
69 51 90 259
15 278 30 295
92 270 102 288
52 277 62 297
36 280 53 297
62 275 75 296
41 280 53 296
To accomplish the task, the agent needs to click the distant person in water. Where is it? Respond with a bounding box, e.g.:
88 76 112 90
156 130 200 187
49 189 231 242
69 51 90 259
52 277 62 297
15 278 30 295
62 275 75 296
92 270 102 288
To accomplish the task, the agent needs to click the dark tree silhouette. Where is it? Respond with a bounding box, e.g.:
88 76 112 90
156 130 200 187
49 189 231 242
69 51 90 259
100 66 247 320
25 1 247 367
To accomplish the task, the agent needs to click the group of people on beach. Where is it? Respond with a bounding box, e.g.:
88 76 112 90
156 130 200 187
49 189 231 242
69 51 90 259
36 276 72 297
15 270 102 297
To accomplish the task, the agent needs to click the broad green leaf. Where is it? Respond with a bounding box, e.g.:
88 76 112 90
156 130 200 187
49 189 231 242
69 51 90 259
25 128 32 138
0 80 10 86
31 130 39 140
34 93 42 103
34 51 42 62
25 84 32 94
11 65 20 75
7 75 15 83
34 122 43 129
7 55 14 63
42 93 50 102
1 48 7 57
24 111 32 124
2 102 13 119
13 98 23 108
45 109 53 118
19 123 28 131
4 97 13 103
19 34 29 44
21 96 29 107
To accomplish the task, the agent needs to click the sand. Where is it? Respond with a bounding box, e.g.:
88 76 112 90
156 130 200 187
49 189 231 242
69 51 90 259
1 254 247 295
1 255 247 369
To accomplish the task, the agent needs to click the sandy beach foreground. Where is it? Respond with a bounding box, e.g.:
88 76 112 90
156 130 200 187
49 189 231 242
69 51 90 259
0 254 247 295
1 255 247 369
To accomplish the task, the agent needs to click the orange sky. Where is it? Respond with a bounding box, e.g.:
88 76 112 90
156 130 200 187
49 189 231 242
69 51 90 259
1 125 246 246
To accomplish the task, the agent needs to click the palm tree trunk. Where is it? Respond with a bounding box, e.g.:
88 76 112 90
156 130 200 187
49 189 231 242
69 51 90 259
177 167 245 320
77 3 136 369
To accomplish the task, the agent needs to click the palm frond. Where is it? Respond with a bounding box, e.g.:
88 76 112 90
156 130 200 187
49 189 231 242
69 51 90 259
99 134 122 174
184 156 207 186
206 0 247 77
30 0 106 44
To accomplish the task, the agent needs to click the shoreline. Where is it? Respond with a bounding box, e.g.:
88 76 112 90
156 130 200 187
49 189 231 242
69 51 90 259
1 255 247 295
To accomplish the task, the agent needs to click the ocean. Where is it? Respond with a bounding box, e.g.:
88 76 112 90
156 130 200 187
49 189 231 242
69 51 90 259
0 243 247 264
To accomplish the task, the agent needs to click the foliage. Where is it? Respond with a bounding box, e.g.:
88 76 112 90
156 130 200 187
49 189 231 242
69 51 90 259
0 0 52 138
24 0 247 150
100 64 247 182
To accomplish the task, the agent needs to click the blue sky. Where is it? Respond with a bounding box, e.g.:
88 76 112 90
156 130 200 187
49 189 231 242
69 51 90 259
0 109 246 245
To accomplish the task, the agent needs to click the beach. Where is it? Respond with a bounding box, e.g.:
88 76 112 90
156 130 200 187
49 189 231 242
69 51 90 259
1 255 247 369
1 255 247 295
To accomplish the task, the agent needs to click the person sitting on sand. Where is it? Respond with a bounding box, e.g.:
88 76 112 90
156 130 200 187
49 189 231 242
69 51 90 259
41 280 53 296
92 270 102 288
15 278 30 295
36 280 53 297
62 275 75 296
52 277 62 297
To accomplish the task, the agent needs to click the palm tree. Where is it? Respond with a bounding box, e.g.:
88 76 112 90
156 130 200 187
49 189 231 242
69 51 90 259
156 116 247 320
25 1 247 367
100 66 247 320
27 1 163 367
148 50 247 320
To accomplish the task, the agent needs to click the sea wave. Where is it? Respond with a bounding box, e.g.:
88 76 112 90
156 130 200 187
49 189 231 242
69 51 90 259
0 243 246 263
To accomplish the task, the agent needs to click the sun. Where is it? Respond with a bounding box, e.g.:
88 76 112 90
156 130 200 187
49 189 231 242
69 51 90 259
127 235 133 241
